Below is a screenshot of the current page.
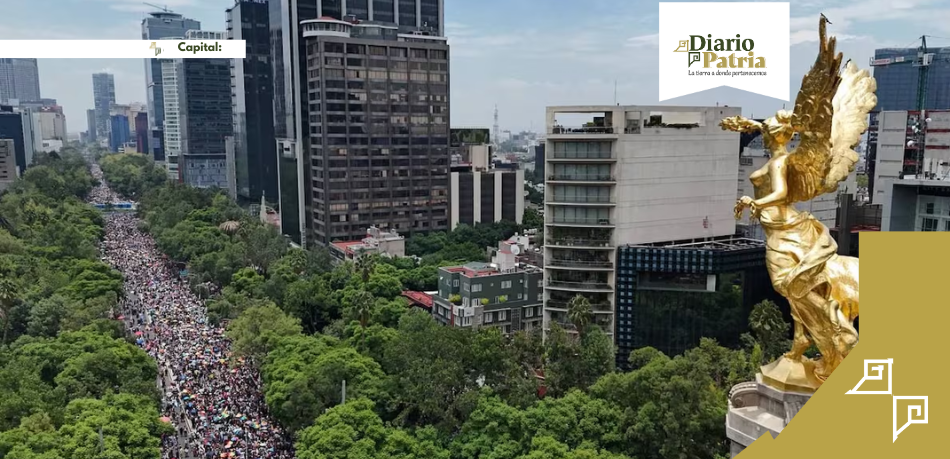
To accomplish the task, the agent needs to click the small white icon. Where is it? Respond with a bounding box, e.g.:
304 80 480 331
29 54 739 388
845 358 929 443
893 396 928 443
846 358 893 394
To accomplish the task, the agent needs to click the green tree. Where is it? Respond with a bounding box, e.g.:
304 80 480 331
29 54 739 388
0 277 18 345
227 303 303 362
741 300 791 363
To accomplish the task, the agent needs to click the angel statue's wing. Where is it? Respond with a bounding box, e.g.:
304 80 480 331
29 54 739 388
784 15 844 204
824 60 877 192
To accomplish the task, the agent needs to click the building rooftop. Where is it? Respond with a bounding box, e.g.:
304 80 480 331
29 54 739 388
626 235 765 252
442 260 542 277
401 291 433 309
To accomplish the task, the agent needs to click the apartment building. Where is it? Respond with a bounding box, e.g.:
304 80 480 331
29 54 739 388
542 105 741 341
433 237 544 333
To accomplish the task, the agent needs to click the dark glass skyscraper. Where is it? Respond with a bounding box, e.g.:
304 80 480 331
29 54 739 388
179 57 233 189
0 105 34 175
92 73 115 141
109 115 130 152
0 58 41 104
867 46 950 196
228 0 279 204
269 0 446 247
142 10 201 162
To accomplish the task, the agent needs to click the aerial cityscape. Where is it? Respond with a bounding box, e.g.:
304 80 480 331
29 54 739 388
0 0 947 458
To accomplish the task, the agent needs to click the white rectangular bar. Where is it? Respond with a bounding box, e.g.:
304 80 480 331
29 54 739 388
0 40 247 59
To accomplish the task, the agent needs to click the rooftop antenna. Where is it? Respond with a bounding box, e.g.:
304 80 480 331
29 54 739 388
143 2 172 12
614 80 618 105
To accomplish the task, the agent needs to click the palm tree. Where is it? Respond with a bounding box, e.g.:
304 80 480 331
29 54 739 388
351 290 375 351
219 220 241 238
355 253 377 284
567 294 593 339
0 278 18 346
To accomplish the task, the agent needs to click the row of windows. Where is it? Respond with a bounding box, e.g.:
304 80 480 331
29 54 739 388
319 42 447 60
318 57 448 72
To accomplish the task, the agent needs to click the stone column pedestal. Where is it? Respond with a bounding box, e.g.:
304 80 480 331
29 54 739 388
726 374 813 458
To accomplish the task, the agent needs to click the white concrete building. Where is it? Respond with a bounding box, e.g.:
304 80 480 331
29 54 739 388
881 179 950 231
160 58 182 180
872 110 950 205
542 105 741 338
449 168 525 230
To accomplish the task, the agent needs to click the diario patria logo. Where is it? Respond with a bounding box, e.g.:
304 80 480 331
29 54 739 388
658 2 789 101
673 34 766 75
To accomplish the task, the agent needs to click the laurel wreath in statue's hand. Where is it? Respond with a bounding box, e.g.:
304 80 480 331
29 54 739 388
735 196 758 220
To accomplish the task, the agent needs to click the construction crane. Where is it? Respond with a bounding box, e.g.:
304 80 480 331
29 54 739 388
143 2 172 13
869 36 942 177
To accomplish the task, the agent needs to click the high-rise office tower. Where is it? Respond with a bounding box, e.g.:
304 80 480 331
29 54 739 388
142 10 201 162
866 46 950 197
0 105 36 175
86 109 97 142
227 0 279 203
92 73 115 141
135 112 149 154
0 58 41 103
269 0 447 246
162 31 233 189
109 114 131 152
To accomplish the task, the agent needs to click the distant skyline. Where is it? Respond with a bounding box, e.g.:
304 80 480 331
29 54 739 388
2 0 950 133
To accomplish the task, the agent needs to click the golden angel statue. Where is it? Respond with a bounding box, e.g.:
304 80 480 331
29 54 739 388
721 15 874 391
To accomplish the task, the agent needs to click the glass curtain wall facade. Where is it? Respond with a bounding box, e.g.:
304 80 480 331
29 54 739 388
868 46 950 196
228 0 279 203
142 11 201 162
614 242 786 369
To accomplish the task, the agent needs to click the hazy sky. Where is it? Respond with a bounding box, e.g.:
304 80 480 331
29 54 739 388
2 0 950 134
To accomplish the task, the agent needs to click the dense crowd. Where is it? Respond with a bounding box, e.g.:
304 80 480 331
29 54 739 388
90 165 296 459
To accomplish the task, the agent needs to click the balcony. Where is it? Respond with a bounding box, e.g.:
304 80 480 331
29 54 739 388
548 195 615 205
550 125 615 135
547 174 615 183
548 151 615 162
546 279 612 292
546 237 612 249
546 300 613 313
547 258 614 270
548 217 614 227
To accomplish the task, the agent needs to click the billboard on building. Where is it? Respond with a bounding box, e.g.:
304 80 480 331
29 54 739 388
451 128 491 147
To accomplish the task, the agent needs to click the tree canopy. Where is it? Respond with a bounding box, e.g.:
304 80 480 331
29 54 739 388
0 147 170 459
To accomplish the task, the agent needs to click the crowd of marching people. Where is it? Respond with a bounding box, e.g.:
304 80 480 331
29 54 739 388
89 164 296 459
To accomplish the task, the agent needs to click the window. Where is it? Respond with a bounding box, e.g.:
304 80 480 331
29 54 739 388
537 280 543 287
926 202 935 214
516 293 523 300
470 298 480 307
537 294 542 301
922 217 939 232
452 279 459 287
462 283 469 292
472 284 483 292
501 280 512 289
525 308 533 318
484 312 493 323
498 310 507 321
